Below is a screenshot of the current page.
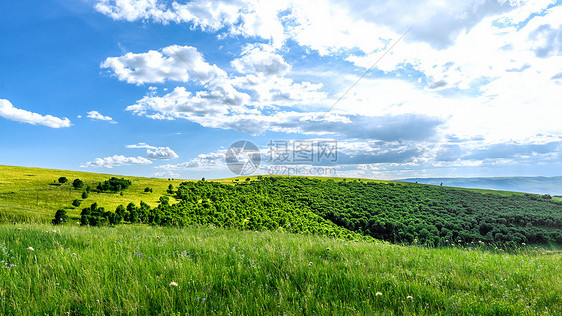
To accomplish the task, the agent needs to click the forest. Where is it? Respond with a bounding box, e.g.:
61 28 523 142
70 177 562 246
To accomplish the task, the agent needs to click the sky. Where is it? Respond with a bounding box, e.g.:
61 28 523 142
1 0 562 180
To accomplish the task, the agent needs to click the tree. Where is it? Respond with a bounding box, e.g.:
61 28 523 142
72 199 81 207
58 177 68 184
72 179 84 189
97 177 132 192
159 196 170 205
52 209 68 225
167 184 174 194
82 191 89 199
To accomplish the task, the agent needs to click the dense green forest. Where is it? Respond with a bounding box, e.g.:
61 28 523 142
73 177 562 247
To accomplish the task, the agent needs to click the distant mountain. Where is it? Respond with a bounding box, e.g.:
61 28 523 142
397 177 562 196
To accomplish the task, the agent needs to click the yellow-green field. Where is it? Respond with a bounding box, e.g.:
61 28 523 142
0 165 188 223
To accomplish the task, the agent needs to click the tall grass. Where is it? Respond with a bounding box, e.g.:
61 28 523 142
1 224 560 315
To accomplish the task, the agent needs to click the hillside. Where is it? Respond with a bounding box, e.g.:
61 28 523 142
1 166 562 315
399 176 562 196
1 166 561 248
0 165 186 223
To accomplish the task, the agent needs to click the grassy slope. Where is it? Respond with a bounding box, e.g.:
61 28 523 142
1 224 560 315
0 167 561 315
1 165 547 225
0 165 187 223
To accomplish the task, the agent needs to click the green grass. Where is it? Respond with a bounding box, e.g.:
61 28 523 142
0 223 560 315
0 165 186 223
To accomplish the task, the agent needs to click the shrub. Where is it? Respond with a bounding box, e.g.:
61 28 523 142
144 187 153 193
82 191 89 199
58 177 68 184
72 179 84 189
52 209 68 225
72 199 81 207
97 177 132 192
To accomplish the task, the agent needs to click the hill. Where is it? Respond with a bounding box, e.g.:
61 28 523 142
399 176 562 196
0 165 186 223
1 166 561 314
1 165 561 248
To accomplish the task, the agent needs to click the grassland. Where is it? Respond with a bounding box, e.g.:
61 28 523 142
1 165 561 315
0 165 187 223
1 223 560 315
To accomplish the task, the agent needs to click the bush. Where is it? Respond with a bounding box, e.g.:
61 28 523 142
72 199 81 207
144 187 153 193
82 191 89 199
58 177 68 184
52 209 68 225
97 177 132 192
72 179 84 189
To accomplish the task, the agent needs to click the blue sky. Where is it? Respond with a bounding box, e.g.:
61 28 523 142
1 0 562 179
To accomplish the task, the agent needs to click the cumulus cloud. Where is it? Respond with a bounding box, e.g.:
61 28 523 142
94 0 562 177
80 155 153 168
101 45 226 85
152 170 180 178
87 110 117 124
0 99 71 128
147 147 179 160
126 142 179 160
95 0 288 45
158 151 226 171
231 44 291 76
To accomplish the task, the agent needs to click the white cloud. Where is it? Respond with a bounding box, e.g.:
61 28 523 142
126 142 179 159
0 99 71 128
95 0 562 176
126 86 244 119
87 110 117 124
126 142 157 149
101 45 226 85
231 44 291 76
158 151 226 171
147 147 179 160
95 0 289 45
152 170 180 178
80 155 153 168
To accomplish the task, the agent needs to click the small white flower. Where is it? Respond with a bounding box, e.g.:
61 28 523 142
407 296 413 300
376 292 383 296
308 262 313 266
52 230 57 233
169 281 178 287
27 247 34 251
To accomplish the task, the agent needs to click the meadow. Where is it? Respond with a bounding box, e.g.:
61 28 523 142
1 165 561 315
0 165 185 223
1 223 560 315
